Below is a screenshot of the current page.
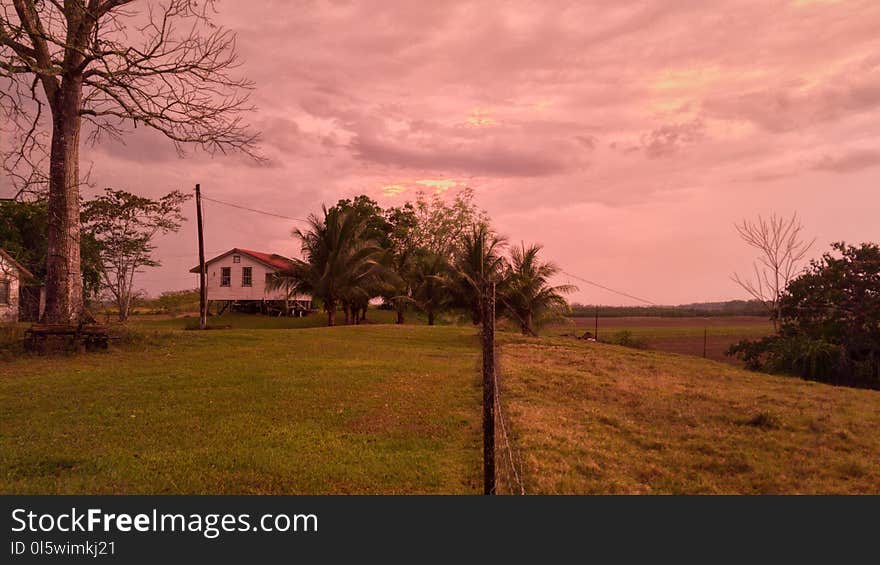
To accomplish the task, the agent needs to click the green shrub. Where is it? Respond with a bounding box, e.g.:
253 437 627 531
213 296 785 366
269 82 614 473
604 330 648 350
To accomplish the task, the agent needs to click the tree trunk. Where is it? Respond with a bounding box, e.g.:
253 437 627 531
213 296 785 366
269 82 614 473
118 294 129 322
396 301 405 324
327 306 335 327
428 309 435 326
44 79 85 324
360 306 367 322
521 312 533 336
326 298 336 326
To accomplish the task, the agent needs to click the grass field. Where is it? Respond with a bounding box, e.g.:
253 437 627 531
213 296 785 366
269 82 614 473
497 335 880 494
1 317 878 494
0 324 481 494
121 308 401 330
550 316 774 364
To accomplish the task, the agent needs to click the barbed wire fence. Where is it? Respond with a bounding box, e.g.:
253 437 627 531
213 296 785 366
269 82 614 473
493 348 526 495
481 283 528 495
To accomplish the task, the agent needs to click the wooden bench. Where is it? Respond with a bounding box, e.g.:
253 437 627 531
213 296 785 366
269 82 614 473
24 323 111 352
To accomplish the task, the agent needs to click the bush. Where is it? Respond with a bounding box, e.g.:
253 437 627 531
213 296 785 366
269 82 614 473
604 330 648 350
728 335 848 385
727 337 774 371
150 289 200 315
729 242 880 390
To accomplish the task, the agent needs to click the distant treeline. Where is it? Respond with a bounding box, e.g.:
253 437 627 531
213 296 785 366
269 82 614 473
568 300 768 318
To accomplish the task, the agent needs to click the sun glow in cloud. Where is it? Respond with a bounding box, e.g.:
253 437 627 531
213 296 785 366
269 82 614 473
379 178 461 197
792 0 842 6
653 67 722 92
381 184 408 196
464 107 497 127
415 179 460 193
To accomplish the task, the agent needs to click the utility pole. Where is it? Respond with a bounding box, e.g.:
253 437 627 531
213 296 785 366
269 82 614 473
481 281 496 495
594 305 599 341
195 184 207 330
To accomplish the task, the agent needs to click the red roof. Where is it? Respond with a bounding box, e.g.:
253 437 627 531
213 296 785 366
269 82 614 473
236 248 295 270
189 248 295 273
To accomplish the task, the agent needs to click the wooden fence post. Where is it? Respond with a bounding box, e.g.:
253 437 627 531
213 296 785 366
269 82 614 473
482 281 496 495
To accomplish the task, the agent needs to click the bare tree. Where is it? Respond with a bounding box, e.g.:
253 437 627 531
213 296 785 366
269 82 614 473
0 0 258 324
732 213 815 329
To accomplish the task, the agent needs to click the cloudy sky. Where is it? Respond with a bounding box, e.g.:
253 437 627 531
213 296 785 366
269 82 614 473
17 0 880 304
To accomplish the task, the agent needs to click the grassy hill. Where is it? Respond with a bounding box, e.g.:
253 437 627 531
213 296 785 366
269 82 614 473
1 321 878 494
497 335 880 494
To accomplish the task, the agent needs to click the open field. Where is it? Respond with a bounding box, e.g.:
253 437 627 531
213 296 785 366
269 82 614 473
2 321 878 494
128 308 454 331
0 325 481 494
124 309 399 330
497 335 880 494
552 316 774 364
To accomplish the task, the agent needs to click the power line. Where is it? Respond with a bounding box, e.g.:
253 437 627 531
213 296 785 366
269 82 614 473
560 270 658 306
199 194 310 223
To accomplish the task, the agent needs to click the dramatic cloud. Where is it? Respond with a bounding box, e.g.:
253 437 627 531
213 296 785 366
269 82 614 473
640 120 706 158
7 0 878 304
812 149 880 173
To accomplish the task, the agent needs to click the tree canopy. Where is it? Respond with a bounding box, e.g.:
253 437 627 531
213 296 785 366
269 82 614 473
729 242 880 389
81 188 190 321
283 188 575 333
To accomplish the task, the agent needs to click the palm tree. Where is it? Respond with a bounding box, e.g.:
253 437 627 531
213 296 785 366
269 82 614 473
451 224 507 325
282 207 383 326
410 250 450 326
501 243 577 336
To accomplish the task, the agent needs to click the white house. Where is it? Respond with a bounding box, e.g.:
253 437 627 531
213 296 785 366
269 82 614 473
190 248 311 314
0 248 34 323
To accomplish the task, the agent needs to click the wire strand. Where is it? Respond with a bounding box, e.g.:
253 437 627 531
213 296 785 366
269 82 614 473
494 372 525 495
199 194 310 223
560 270 658 306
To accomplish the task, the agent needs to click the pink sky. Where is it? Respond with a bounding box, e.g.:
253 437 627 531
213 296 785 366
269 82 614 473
8 0 880 305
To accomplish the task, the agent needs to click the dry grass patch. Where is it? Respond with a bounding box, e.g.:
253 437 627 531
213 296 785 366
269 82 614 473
497 336 880 494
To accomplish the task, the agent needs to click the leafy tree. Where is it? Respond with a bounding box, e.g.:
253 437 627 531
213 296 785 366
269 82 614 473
1 1 257 324
729 242 880 389
413 187 488 257
382 203 419 324
501 243 576 336
0 199 101 304
82 188 190 321
285 207 383 326
410 250 450 326
328 195 392 250
327 196 392 322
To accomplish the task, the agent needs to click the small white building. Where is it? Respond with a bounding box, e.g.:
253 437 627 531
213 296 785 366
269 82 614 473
190 248 311 314
0 248 34 323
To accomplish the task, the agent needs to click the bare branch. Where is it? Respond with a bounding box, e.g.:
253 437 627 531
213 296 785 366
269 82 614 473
732 212 815 329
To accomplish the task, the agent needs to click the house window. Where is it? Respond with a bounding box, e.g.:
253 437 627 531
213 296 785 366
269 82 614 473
0 280 9 304
233 255 241 263
242 266 253 287
220 267 231 287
